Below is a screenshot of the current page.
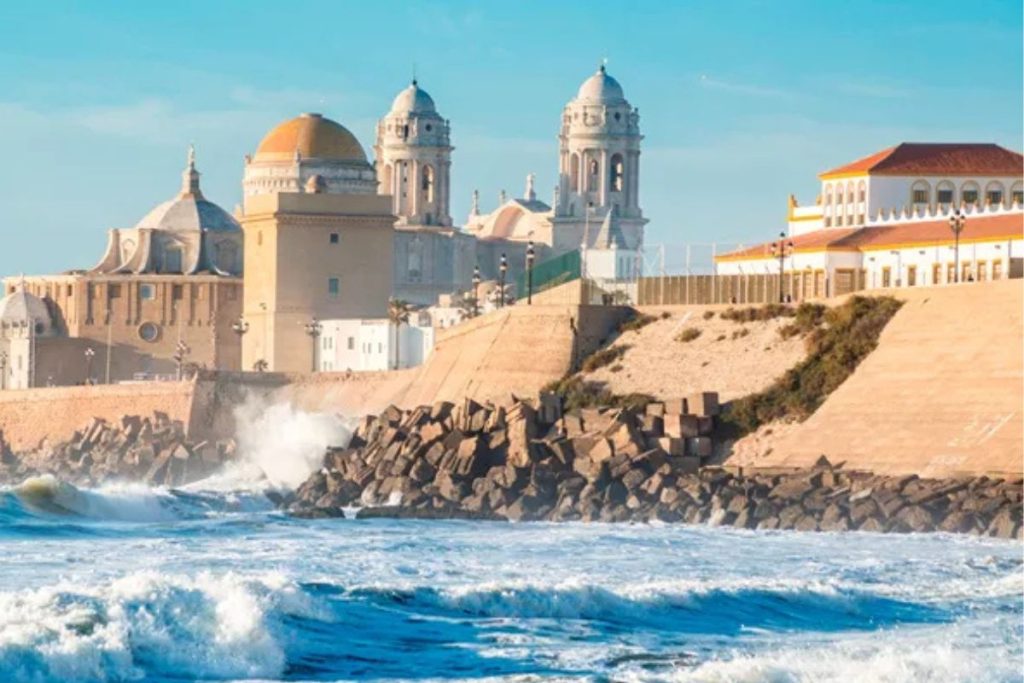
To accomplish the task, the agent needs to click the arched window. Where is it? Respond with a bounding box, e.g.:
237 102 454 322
857 180 866 203
569 154 580 192
985 180 1005 206
163 246 183 273
586 158 599 192
422 165 435 203
960 181 980 206
610 153 625 192
936 180 955 206
1011 182 1023 205
910 180 931 206
846 181 855 205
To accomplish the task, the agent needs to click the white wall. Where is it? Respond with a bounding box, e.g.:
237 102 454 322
318 318 434 372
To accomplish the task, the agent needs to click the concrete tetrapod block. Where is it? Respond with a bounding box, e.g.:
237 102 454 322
686 392 720 417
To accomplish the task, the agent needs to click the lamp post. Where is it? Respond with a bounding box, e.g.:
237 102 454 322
498 253 508 308
173 340 190 381
304 317 322 373
526 240 536 305
472 265 482 317
0 350 7 390
949 209 966 283
84 347 95 385
770 232 794 303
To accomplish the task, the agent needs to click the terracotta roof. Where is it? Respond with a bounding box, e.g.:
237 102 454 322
717 213 1023 261
820 143 1023 179
831 212 1024 251
716 228 860 261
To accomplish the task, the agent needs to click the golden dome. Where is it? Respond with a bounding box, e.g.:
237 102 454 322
254 113 367 163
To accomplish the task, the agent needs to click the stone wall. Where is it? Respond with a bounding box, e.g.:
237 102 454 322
0 380 199 452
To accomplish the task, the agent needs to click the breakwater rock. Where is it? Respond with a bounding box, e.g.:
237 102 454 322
0 412 235 487
289 398 1023 538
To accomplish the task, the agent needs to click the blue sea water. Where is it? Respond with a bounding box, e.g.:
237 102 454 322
0 475 1021 683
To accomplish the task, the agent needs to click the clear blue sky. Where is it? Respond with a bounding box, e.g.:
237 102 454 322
0 0 1020 276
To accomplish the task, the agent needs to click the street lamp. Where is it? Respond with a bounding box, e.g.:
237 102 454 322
232 316 249 338
173 340 190 381
304 317 322 373
526 240 536 305
949 209 966 283
770 232 795 303
84 347 95 385
472 265 482 317
498 253 508 308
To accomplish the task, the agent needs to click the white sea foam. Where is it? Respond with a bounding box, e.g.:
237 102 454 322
0 570 316 682
195 396 353 491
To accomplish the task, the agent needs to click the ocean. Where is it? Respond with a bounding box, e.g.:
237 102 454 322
0 475 1021 683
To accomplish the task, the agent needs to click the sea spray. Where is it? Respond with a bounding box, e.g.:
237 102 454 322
222 396 353 489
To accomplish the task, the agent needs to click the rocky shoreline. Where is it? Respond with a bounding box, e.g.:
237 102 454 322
0 413 235 488
291 398 1024 539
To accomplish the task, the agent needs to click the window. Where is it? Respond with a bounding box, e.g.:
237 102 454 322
962 189 979 205
172 284 183 300
937 189 954 204
977 261 987 281
108 284 122 299
138 322 160 342
139 284 156 300
328 277 340 298
857 214 864 224
932 263 942 285
329 233 339 244
993 260 1004 280
610 154 624 192
907 266 917 287
347 336 354 350
66 284 73 297
824 217 832 227
422 165 435 202
1013 190 1024 204
881 267 891 288
912 189 928 204
986 190 1003 205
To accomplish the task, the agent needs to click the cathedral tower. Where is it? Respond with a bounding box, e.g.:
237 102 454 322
374 80 453 228
240 113 395 373
553 65 646 253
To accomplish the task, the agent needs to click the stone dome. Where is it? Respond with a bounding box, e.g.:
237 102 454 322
575 65 626 104
390 81 437 115
134 151 240 233
0 286 53 336
254 113 368 163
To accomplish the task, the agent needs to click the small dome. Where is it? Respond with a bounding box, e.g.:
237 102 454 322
575 65 626 104
134 196 241 233
390 81 437 114
255 113 368 163
0 286 52 333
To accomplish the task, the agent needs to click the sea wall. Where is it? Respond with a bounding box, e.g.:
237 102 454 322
0 381 198 452
736 280 1023 478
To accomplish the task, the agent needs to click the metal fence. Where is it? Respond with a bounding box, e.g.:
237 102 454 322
515 249 581 299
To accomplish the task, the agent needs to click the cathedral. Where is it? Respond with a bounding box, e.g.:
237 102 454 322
1 64 646 383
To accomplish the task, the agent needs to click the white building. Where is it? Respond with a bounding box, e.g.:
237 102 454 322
717 143 1024 296
318 316 434 372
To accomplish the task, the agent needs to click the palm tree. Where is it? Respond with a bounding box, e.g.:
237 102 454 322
387 298 413 370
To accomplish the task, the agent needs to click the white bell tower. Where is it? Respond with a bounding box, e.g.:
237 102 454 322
553 64 645 252
374 80 453 228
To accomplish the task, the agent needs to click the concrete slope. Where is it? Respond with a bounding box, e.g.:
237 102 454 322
760 280 1022 478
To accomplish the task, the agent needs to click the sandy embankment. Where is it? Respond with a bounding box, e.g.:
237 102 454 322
582 307 807 402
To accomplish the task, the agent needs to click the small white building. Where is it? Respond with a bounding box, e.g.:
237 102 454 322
717 143 1024 296
317 316 434 372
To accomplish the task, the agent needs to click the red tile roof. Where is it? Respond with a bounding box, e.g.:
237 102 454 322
820 143 1023 178
832 212 1024 251
717 213 1024 261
